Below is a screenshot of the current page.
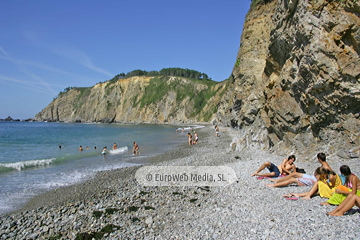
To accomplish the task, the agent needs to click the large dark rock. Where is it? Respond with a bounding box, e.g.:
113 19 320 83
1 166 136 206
4 116 13 121
216 0 360 159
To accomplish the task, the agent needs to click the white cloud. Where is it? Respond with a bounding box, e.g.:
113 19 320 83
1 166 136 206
0 45 58 96
0 75 64 95
23 31 114 77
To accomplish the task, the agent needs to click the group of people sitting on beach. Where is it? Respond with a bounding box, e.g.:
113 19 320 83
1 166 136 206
251 153 360 216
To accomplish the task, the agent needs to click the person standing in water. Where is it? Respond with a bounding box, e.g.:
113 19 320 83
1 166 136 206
101 147 107 156
187 133 193 145
113 143 117 150
193 131 199 144
133 142 140 155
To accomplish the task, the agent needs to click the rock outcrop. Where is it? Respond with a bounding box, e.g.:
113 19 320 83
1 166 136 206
217 0 360 159
35 76 226 124
36 0 359 159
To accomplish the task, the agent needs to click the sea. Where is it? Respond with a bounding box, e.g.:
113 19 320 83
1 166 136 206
0 121 201 215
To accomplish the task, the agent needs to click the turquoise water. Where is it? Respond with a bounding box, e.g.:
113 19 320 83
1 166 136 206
0 122 199 215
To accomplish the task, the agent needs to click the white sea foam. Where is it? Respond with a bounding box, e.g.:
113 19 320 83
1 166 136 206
35 170 94 190
177 125 205 131
0 158 56 171
108 146 128 155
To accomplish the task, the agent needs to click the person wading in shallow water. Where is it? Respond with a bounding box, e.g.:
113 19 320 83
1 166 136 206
101 146 107 156
187 133 193 145
133 142 140 155
193 131 199 144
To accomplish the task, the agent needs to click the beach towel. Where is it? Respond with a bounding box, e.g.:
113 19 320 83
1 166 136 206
327 190 360 205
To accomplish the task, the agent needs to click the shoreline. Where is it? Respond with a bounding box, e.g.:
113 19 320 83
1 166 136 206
1 125 360 239
9 125 211 215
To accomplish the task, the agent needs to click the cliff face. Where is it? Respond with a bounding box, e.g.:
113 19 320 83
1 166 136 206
36 0 359 158
217 0 360 158
35 76 226 124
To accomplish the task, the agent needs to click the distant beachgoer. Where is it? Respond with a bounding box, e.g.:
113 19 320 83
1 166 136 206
193 132 199 144
94 146 97 150
187 133 193 145
133 142 140 155
251 155 296 178
182 128 184 133
102 147 107 155
59 145 62 149
215 125 220 137
176 128 178 133
79 146 83 151
113 143 117 150
86 146 90 150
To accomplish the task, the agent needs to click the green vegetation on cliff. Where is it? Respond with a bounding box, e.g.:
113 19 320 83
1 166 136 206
135 76 220 118
73 87 91 114
106 67 212 84
43 67 225 123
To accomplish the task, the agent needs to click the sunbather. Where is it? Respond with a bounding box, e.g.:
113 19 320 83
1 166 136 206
251 155 296 178
268 153 332 185
266 167 321 188
282 167 341 199
327 194 360 216
321 165 360 206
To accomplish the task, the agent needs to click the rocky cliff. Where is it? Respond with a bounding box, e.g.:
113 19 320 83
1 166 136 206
35 76 227 124
216 0 360 159
36 0 359 159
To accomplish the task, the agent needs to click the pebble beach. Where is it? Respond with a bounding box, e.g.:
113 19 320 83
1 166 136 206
1 126 359 239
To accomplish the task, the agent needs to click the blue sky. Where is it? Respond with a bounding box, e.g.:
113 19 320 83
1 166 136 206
0 0 250 119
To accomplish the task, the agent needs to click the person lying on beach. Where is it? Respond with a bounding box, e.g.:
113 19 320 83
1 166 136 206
268 153 331 184
251 155 296 178
327 194 360 216
265 168 319 188
282 167 341 199
321 165 360 206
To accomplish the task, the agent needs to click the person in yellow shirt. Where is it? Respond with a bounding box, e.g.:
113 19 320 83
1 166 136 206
283 167 341 199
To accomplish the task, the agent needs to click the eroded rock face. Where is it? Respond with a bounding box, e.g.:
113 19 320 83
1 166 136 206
35 76 227 124
35 0 359 159
217 0 360 159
